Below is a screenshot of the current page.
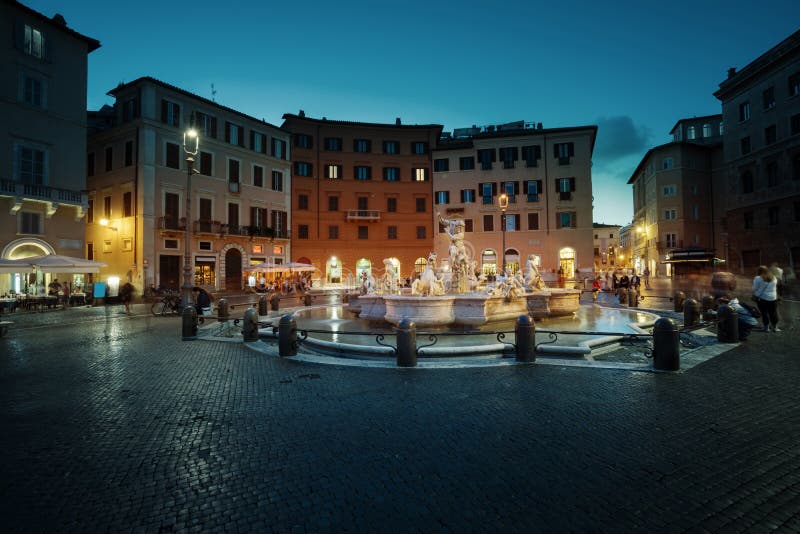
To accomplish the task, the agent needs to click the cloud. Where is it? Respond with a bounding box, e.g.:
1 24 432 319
593 115 651 162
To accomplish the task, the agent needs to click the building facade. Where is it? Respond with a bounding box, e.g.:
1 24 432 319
592 223 622 271
87 77 291 293
0 1 99 294
281 113 442 286
432 122 596 283
628 115 723 277
713 30 800 274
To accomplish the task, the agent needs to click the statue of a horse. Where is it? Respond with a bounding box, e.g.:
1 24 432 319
411 253 445 296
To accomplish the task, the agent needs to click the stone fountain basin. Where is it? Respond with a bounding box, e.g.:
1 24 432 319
347 289 581 327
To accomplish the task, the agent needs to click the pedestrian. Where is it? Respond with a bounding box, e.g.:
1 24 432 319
643 267 650 288
752 265 779 332
119 282 135 313
592 276 601 301
723 297 760 340
619 273 630 290
63 280 71 308
770 263 784 296
192 286 212 316
630 273 641 291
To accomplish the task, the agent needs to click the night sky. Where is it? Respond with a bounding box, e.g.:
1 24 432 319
23 0 800 225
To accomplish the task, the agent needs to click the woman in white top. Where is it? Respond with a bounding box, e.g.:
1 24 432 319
753 265 779 332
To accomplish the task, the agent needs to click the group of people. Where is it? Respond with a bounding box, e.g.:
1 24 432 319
711 264 783 341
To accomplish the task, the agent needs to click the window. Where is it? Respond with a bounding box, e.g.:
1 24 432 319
161 99 180 127
228 203 239 228
251 132 267 154
664 209 677 220
499 147 518 169
790 72 800 98
87 242 94 260
21 74 43 107
480 182 496 204
294 162 312 177
413 168 429 182
763 87 775 110
692 205 699 220
165 143 180 169
739 101 751 122
792 114 800 136
521 145 541 167
326 164 343 179
87 198 94 223
23 25 45 58
251 207 267 227
228 159 240 186
253 165 264 187
383 141 399 154
298 194 308 210
387 198 397 212
271 138 286 159
459 156 475 170
298 224 309 239
388 226 398 240
20 211 42 234
794 154 800 180
483 214 494 232
125 141 133 167
743 211 754 230
768 206 779 226
703 124 712 137
767 161 778 187
199 241 212 251
383 167 400 181
665 233 678 248
556 177 575 200
164 239 178 250
461 189 476 203
199 152 213 176
328 196 339 211
87 153 95 177
435 191 450 205
720 122 725 136
687 126 696 140
354 139 371 153
477 149 495 170
122 98 139 122
464 219 473 232
554 142 574 164
556 211 576 228
525 180 542 202
103 196 112 217
272 171 283 192
662 158 674 170
358 226 368 240
527 213 539 230
324 137 342 151
434 158 449 172
411 142 428 155
741 136 751 155
123 191 132 217
357 196 368 211
741 171 754 193
415 198 426 213
225 122 244 147
272 210 287 237
663 184 677 196
105 146 113 172
294 134 313 149
502 181 518 202
796 202 800 222
328 225 339 239
196 112 217 139
199 198 213 227
354 166 372 180
765 125 777 145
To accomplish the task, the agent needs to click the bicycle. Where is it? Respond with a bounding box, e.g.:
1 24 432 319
151 293 181 316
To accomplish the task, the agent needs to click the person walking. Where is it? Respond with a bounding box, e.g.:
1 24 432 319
592 276 601 301
119 282 135 314
753 265 779 332
643 267 651 288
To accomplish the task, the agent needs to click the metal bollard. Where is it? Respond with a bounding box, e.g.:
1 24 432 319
182 305 198 341
217 298 229 322
717 304 739 343
617 288 628 307
258 295 268 315
396 317 417 367
270 292 280 311
628 288 638 308
701 295 715 313
673 291 685 312
278 314 297 356
242 308 259 342
683 298 700 327
652 317 680 371
515 314 536 363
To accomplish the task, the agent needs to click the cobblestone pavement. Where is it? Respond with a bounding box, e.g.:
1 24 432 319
1 299 799 532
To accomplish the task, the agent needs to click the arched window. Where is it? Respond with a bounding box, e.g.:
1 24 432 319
414 257 427 274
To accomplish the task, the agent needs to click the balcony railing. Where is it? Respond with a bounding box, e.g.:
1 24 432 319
158 216 185 231
346 209 381 221
0 178 87 207
194 220 221 234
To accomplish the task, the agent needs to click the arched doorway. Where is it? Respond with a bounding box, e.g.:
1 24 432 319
2 238 56 295
225 248 242 290
326 257 342 285
481 249 497 278
559 247 576 279
355 258 371 282
505 248 520 274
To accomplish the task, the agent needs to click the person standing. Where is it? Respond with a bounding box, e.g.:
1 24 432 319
592 276 601 301
753 265 779 332
643 267 651 288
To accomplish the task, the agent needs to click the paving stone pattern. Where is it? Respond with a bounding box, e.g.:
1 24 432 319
0 301 799 531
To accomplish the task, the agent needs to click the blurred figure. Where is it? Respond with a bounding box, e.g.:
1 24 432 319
119 282 135 313
192 286 212 316
753 265 779 332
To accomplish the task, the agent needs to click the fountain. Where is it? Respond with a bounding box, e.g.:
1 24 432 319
347 213 581 327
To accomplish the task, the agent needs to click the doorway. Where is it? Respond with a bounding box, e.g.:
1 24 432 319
225 248 242 290
159 255 180 290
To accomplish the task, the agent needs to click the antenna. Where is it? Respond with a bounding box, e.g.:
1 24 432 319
211 83 217 102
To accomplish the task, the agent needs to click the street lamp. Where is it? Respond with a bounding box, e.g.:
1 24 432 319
182 127 199 308
498 193 509 276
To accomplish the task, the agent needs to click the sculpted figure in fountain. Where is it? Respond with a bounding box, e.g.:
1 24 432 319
360 270 377 295
411 252 446 296
381 258 397 293
524 254 547 291
438 213 471 294
488 269 526 298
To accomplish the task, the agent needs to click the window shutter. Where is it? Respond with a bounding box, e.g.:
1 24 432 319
513 181 519 195
514 214 520 230
460 190 465 203
161 100 167 123
250 131 255 150
210 117 217 138
553 144 559 158
555 179 559 192
569 177 576 191
569 143 575 156
14 19 24 50
225 122 230 143
556 214 562 229
491 182 497 196
537 180 543 193
238 126 245 147
571 212 577 227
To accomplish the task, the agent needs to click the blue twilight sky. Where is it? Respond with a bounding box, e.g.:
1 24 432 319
22 0 800 225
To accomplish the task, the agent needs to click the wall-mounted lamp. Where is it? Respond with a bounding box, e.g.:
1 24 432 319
99 218 118 231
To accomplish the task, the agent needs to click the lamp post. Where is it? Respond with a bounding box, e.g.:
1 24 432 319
498 193 509 276
182 128 199 308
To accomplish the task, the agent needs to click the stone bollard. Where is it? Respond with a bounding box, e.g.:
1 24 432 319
617 288 628 307
278 314 297 356
217 298 229 322
302 293 312 306
683 298 701 327
717 304 739 343
515 315 536 363
628 288 639 308
242 308 259 342
396 317 417 367
182 305 198 341
653 317 679 371
258 295 268 316
701 295 715 322
270 292 280 311
673 291 685 312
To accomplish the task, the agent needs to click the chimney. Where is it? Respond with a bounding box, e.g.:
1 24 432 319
299 109 305 117
727 67 737 79
395 117 401 125
537 122 543 130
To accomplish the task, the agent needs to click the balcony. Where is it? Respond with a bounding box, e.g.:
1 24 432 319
158 216 185 231
194 220 221 234
346 209 381 222
0 178 88 218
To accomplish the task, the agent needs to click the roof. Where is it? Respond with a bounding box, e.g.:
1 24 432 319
282 113 443 133
436 124 599 154
9 0 100 52
626 141 718 184
108 76 283 131
668 114 722 136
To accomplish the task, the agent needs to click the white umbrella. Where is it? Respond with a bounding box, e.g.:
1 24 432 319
282 262 315 273
0 258 34 274
26 254 107 274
